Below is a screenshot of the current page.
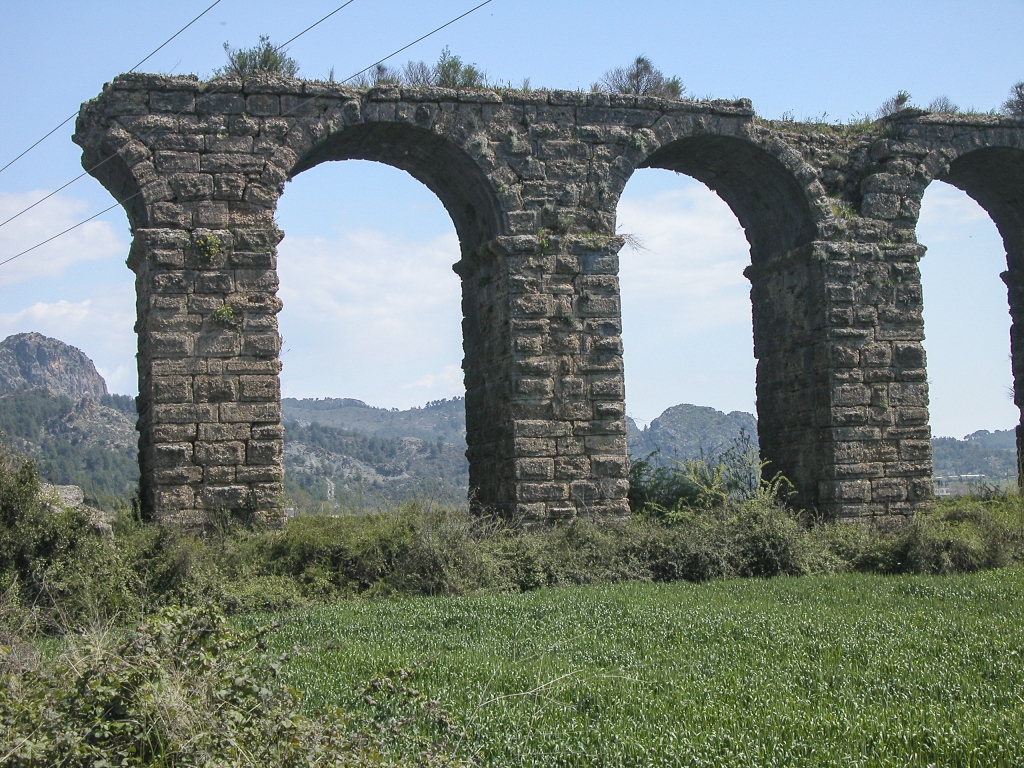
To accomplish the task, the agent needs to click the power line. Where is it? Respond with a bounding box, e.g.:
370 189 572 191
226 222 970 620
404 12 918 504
0 196 136 269
0 0 361 232
0 0 225 180
341 0 496 84
277 0 359 50
1 0 501 270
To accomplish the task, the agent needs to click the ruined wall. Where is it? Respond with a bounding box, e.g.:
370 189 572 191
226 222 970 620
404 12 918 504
73 74 1024 523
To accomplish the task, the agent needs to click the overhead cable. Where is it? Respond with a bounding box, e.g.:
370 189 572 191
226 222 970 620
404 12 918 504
0 0 359 231
1 0 501 269
0 0 225 179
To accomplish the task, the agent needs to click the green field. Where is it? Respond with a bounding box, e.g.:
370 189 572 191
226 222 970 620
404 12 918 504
261 569 1024 767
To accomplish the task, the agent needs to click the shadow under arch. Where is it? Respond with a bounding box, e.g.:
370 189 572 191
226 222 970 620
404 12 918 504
621 133 824 506
639 134 819 264
290 121 504 253
285 121 509 510
932 145 1024 478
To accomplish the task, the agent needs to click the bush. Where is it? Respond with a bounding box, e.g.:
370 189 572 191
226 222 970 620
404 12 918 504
1003 80 1024 115
214 35 299 79
0 604 468 766
593 56 684 99
0 447 143 632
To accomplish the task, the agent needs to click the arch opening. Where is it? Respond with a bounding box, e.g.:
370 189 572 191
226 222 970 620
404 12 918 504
275 159 469 512
617 168 757 465
923 146 1024 489
620 134 822 507
282 124 509 512
640 134 818 264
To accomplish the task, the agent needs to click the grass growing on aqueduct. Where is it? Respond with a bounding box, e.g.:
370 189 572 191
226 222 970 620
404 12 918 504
256 568 1024 767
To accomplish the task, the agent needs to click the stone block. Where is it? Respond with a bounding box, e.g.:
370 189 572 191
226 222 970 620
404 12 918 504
198 423 250 441
194 441 245 466
152 442 193 468
589 375 624 398
155 486 195 510
153 423 196 442
515 458 554 480
555 456 591 479
513 437 556 457
900 440 932 461
592 455 628 477
251 424 286 440
152 403 217 424
513 420 568 438
196 93 246 114
152 376 192 403
516 377 554 397
239 375 280 401
204 466 236 483
219 402 281 423
247 439 282 465
242 333 281 358
155 467 203 484
517 482 569 502
199 485 248 508
236 465 284 483
194 375 238 403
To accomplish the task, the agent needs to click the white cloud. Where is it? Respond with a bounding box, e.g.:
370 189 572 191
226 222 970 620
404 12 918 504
404 365 464 392
277 228 465 407
617 180 757 419
0 284 137 395
0 191 126 286
617 184 752 331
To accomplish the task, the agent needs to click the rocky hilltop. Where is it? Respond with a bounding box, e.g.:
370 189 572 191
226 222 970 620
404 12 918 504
0 333 108 399
628 404 759 464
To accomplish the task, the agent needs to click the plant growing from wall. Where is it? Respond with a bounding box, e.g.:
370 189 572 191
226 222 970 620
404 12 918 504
1003 81 1024 116
875 90 914 119
194 233 222 264
593 56 684 100
212 305 235 326
214 35 299 79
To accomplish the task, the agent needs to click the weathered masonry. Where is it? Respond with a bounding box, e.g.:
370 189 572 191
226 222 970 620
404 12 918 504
74 73 1024 524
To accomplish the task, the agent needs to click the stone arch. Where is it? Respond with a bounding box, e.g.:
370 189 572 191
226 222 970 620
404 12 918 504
290 121 505 251
612 129 828 509
639 133 822 263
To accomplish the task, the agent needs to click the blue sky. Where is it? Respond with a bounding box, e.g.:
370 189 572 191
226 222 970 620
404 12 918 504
0 0 1021 437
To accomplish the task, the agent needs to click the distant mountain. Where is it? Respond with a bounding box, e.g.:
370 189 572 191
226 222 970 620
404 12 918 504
628 404 758 465
4 333 1017 509
0 333 107 399
282 397 466 445
932 429 1017 482
0 388 139 506
283 419 468 511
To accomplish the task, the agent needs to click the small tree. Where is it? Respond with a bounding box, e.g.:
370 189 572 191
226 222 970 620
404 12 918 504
875 90 913 119
433 47 487 88
214 35 299 79
594 55 684 100
926 95 960 114
1003 81 1024 116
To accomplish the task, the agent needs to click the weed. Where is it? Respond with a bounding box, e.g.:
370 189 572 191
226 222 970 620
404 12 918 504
211 304 235 325
830 198 858 219
194 233 222 264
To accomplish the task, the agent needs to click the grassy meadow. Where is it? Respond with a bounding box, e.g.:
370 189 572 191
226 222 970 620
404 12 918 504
260 569 1024 767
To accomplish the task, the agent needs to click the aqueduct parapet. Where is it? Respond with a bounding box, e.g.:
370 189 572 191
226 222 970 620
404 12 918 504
73 73 1024 524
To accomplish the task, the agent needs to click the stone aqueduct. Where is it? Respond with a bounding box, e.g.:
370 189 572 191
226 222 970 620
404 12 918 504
73 73 1024 524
